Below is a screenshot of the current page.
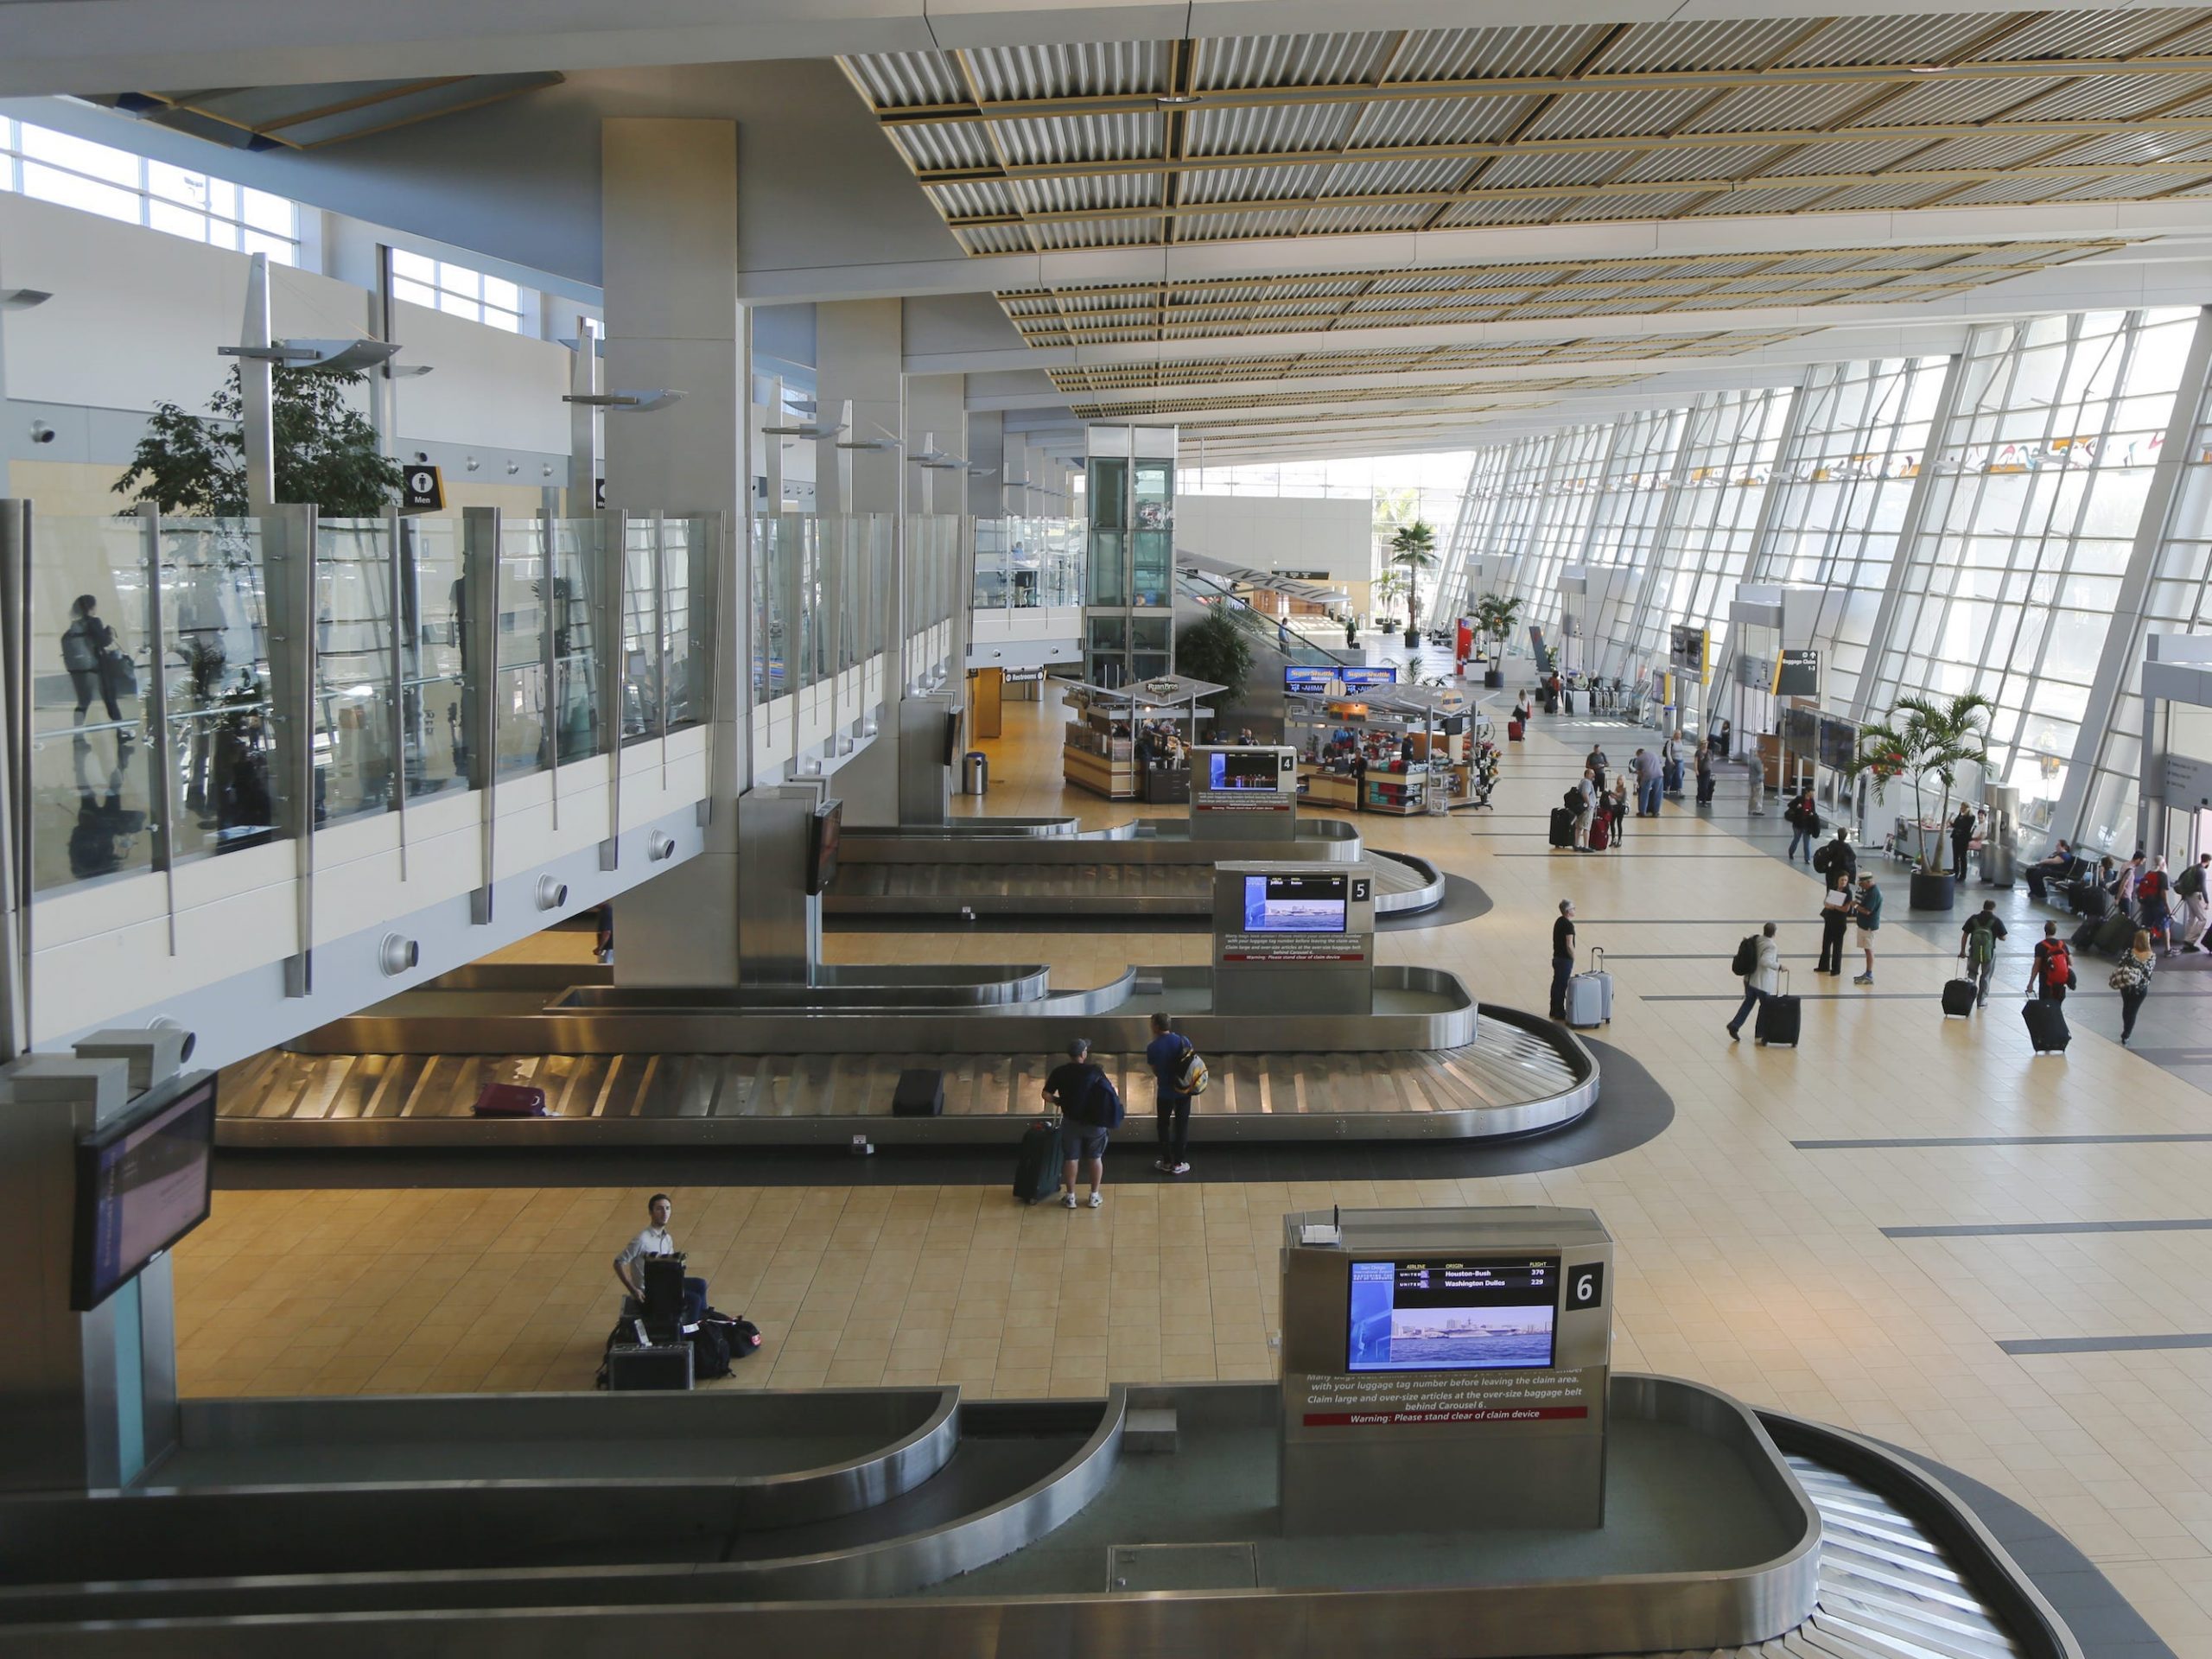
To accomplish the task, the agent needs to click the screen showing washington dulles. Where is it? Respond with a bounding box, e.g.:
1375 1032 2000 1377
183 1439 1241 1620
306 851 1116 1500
1242 873 1347 932
1347 1257 1559 1372
1208 751 1281 791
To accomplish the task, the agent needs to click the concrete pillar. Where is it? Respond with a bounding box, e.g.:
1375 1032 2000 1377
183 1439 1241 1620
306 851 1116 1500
968 410 1005 519
904 372 967 518
815 299 902 515
600 117 749 988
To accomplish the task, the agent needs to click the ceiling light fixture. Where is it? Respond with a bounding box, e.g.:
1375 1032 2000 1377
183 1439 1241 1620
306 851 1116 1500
1906 64 1951 74
1156 93 1200 106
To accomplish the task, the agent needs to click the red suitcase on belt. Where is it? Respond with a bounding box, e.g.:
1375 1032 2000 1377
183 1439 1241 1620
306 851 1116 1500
473 1083 549 1116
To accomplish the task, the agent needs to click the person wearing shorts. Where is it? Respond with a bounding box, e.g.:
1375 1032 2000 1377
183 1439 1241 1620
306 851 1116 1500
1043 1038 1113 1209
1851 873 1883 985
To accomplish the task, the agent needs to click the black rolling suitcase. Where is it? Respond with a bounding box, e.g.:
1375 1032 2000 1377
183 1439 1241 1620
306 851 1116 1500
1548 806 1575 849
2023 998 2070 1054
2093 912 2134 956
1942 979 1978 1018
1014 1117 1062 1204
893 1067 945 1116
1755 967 1800 1047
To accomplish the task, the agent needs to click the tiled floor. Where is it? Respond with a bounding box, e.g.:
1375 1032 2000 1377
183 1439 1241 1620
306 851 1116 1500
177 683 2212 1650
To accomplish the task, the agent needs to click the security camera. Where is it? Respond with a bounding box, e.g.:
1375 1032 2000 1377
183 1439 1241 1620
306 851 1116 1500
29 422 55 444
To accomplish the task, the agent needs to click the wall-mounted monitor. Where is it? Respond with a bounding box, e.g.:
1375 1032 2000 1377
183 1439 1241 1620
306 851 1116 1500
1337 665 1398 692
1346 1256 1559 1373
1284 666 1335 696
941 709 963 768
71 1073 218 1313
806 798 843 896
1208 751 1283 792
1817 715 1857 773
1241 871 1348 932
1782 707 1819 752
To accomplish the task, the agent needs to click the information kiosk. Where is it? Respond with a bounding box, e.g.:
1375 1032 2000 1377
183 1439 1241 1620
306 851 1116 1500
1189 746 1299 842
1279 1205 1614 1535
1211 861 1376 1015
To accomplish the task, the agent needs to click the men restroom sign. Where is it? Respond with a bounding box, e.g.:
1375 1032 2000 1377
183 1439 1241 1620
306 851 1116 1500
400 464 445 514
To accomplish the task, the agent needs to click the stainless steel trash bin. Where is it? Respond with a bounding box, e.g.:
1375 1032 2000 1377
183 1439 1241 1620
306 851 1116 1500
963 750 988 795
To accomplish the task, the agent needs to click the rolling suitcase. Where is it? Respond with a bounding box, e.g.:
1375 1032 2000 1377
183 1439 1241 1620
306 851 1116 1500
472 1082 548 1117
1588 810 1611 852
1548 806 1575 849
893 1067 946 1116
1755 966 1800 1046
1941 978 1978 1018
2093 912 2134 956
2023 998 2070 1054
1507 718 1524 741
1013 1117 1063 1204
2069 917 2101 952
1565 947 1611 1028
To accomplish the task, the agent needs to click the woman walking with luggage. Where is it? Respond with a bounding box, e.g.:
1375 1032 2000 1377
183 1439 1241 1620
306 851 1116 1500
2136 855 2174 954
2111 931 2156 1044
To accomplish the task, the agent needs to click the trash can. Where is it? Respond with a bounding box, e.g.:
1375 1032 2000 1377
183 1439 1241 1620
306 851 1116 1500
962 750 988 796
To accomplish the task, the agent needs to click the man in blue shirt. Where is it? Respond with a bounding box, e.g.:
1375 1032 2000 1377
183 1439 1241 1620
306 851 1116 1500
1146 1012 1196 1176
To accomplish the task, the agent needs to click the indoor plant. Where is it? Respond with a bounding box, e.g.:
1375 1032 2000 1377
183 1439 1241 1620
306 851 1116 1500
1473 593 1523 687
1389 520 1438 646
1843 692 1993 911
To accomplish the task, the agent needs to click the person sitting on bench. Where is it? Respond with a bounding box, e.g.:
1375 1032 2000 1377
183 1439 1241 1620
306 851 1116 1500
613 1192 707 1325
2025 839 2074 900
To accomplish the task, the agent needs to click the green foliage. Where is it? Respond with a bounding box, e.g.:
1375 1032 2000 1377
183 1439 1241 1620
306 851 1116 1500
1176 609 1255 703
1388 520 1439 629
1843 692 1993 868
1473 592 1523 648
114 365 403 517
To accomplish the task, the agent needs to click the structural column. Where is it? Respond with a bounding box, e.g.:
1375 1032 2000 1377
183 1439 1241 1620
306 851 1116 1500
599 117 748 987
815 299 903 515
904 372 968 517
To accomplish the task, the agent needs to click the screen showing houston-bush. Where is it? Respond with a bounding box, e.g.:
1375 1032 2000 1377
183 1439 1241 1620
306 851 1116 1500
1242 872 1347 932
1208 750 1281 791
1347 1257 1559 1372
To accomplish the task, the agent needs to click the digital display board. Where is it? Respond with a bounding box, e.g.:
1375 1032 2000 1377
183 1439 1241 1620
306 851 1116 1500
1209 751 1283 791
1338 665 1397 692
1284 666 1335 696
805 798 842 896
1818 715 1857 772
1242 872 1348 933
72 1075 217 1312
1782 706 1819 753
1347 1257 1559 1373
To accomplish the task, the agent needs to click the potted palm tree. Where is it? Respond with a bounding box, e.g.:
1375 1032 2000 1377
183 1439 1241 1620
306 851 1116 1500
1372 569 1408 634
1473 593 1522 689
1389 521 1438 646
1843 693 1993 911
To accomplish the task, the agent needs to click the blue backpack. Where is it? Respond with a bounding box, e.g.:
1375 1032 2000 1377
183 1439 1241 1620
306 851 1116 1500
1083 1068 1126 1129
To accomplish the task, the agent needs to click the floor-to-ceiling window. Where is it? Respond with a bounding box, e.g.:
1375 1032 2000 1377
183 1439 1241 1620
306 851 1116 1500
1516 424 1612 650
1754 357 1951 715
1484 435 1559 628
2075 308 2212 850
1635 386 1796 666
1868 308 2197 834
1581 408 1686 677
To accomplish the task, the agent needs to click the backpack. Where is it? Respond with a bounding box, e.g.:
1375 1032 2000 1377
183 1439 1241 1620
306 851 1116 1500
1084 1068 1126 1129
1966 921 1998 968
1812 843 1834 874
2178 862 2206 899
2042 941 2073 989
1730 934 1760 977
1173 1039 1210 1096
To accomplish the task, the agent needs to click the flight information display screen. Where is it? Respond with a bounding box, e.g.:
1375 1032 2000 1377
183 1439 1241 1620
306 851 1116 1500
1242 872 1348 932
1346 1257 1559 1372
1209 750 1283 791
1818 715 1857 772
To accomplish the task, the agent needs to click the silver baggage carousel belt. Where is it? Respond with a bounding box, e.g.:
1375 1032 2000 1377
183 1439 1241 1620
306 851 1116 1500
215 1017 1594 1147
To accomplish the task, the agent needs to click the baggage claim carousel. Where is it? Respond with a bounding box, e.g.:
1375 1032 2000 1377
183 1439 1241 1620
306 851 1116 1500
218 961 1594 1148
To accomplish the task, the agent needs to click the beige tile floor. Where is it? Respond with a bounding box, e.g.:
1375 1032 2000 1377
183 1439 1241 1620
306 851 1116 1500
175 689 2212 1649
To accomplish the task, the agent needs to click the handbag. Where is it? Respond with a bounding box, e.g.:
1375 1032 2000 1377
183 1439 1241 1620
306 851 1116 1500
99 649 139 699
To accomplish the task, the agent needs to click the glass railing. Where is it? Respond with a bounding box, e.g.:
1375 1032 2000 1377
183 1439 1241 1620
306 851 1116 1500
11 505 722 906
973 516 1083 610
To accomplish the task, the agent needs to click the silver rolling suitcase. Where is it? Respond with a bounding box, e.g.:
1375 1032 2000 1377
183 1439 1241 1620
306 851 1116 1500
1566 946 1611 1028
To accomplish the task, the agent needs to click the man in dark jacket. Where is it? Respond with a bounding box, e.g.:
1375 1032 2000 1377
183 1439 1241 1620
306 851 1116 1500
1950 805 1976 881
1811 829 1856 882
